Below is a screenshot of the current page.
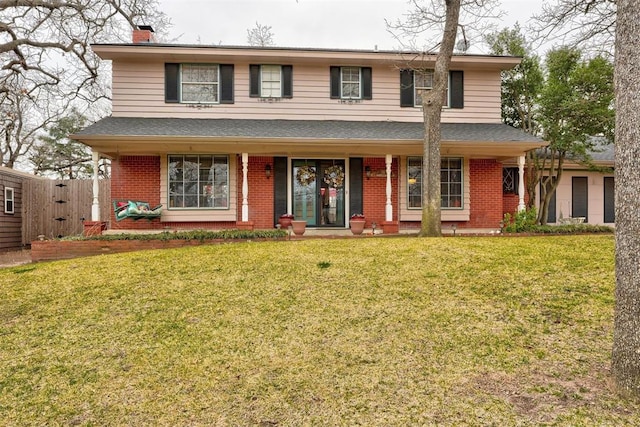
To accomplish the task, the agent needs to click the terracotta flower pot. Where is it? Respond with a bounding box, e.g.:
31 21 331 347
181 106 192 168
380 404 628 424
350 219 366 235
278 215 294 229
291 220 307 236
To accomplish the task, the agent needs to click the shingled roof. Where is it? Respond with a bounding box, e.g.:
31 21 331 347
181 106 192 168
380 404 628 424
76 117 543 143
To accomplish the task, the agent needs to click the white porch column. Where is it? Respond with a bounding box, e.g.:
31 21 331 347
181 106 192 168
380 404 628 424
517 155 526 212
241 152 249 222
91 151 100 221
385 154 393 221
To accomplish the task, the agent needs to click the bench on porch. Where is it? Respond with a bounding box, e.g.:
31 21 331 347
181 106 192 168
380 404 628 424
113 200 162 221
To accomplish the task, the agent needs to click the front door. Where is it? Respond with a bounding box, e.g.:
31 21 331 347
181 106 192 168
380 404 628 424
292 159 346 227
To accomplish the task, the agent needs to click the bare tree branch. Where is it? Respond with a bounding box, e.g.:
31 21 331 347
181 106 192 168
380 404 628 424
530 0 616 56
0 0 170 168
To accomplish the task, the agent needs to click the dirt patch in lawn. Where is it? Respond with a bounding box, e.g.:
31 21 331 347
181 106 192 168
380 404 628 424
467 361 638 423
0 249 31 268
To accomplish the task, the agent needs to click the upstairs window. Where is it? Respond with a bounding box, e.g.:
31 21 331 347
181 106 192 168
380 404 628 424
165 63 234 104
4 187 14 214
181 64 219 103
330 66 372 100
407 157 463 209
401 69 464 109
249 64 293 98
341 67 361 99
414 70 434 106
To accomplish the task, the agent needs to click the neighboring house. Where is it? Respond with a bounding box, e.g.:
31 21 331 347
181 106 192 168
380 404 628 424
539 143 615 225
73 26 545 234
0 166 43 250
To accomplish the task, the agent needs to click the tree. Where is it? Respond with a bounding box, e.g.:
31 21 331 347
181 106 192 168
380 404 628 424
388 0 501 236
1 1 170 168
537 48 614 224
247 22 275 47
612 0 640 399
30 109 108 179
485 25 544 209
531 0 616 55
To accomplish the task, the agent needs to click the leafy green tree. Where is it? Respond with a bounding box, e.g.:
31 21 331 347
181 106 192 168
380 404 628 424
485 25 544 209
537 48 614 224
30 109 108 179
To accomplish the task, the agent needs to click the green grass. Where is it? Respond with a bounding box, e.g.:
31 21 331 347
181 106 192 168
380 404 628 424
1 235 637 425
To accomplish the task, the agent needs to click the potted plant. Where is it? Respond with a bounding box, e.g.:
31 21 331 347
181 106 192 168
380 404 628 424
350 214 366 235
278 213 294 229
290 220 307 236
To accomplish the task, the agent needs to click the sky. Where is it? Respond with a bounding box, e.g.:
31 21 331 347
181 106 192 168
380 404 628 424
159 0 546 54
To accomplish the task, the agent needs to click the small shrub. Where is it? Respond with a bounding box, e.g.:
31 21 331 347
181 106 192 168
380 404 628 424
503 208 537 233
503 209 613 234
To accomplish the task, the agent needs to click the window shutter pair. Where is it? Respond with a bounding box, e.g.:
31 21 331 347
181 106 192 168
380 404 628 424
164 63 234 103
329 66 373 99
400 69 464 108
249 65 293 98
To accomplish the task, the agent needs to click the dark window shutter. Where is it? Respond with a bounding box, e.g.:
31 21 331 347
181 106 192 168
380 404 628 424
330 66 340 99
362 67 372 100
572 177 588 221
165 63 179 103
400 69 414 107
449 70 464 109
349 158 363 216
282 65 293 98
273 157 288 226
220 64 234 104
249 64 260 97
604 177 615 223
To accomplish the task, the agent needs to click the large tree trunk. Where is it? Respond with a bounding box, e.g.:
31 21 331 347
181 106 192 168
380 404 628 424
538 153 564 225
419 0 461 237
612 0 640 399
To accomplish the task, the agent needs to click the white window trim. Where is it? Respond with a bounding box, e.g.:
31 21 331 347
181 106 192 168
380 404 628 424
414 70 449 108
4 187 14 214
340 66 362 100
260 65 282 98
167 155 230 210
406 156 463 210
180 63 220 104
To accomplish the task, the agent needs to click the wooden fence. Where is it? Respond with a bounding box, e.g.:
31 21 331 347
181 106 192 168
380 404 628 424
22 179 111 244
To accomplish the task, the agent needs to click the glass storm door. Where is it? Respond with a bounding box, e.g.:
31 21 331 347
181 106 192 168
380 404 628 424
292 160 345 227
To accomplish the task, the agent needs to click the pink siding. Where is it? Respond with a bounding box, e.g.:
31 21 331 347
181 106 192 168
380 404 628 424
111 60 501 123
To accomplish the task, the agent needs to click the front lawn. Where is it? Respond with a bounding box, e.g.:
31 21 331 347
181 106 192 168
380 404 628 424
1 235 637 425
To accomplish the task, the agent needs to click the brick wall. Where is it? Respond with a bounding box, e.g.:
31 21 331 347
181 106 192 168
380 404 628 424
502 169 532 218
236 156 274 229
31 238 282 262
111 156 162 230
467 159 503 228
362 157 398 228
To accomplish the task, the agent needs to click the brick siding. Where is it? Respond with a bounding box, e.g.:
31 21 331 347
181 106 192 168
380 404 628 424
362 157 398 228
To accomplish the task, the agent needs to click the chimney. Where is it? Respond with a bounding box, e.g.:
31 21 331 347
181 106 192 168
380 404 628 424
133 25 155 43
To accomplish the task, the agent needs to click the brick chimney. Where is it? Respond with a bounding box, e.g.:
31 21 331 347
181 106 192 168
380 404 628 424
133 25 155 43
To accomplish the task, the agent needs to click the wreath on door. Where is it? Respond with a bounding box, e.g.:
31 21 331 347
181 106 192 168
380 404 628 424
296 165 316 187
323 165 344 188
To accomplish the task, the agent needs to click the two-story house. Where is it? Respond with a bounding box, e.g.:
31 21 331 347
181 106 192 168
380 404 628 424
74 26 545 234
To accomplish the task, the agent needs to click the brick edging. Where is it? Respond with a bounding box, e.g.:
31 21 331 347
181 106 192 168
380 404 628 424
30 238 283 262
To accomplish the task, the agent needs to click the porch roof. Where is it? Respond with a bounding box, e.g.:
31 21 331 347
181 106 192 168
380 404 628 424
74 117 546 158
